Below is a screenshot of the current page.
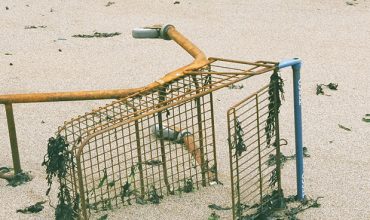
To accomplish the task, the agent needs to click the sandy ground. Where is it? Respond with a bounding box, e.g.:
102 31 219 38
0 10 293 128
1 0 370 219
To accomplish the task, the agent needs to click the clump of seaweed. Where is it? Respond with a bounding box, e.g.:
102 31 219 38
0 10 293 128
239 190 323 220
234 119 247 157
316 83 338 95
182 179 194 193
148 185 163 204
6 171 32 187
266 69 284 146
42 135 79 220
16 201 46 214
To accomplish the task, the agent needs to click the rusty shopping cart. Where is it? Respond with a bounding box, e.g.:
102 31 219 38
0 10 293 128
0 24 305 219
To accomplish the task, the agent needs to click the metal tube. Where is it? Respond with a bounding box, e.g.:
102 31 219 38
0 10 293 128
5 104 22 174
255 94 264 205
0 88 142 104
278 58 304 201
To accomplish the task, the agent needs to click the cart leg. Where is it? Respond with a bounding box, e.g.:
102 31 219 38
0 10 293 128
5 103 22 174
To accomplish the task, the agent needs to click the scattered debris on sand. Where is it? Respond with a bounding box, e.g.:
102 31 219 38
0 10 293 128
362 114 370 122
72 32 121 38
25 25 47 29
346 1 359 6
338 124 351 131
208 211 220 220
316 83 338 95
105 2 115 7
1 169 33 187
208 204 231 211
228 84 244 89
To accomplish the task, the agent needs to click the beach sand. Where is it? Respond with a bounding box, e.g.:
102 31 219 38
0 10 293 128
1 0 370 219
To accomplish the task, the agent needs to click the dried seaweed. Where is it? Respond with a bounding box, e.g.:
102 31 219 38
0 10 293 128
316 83 338 95
148 185 163 204
16 201 46 214
105 2 115 7
25 25 47 29
234 119 247 157
208 211 220 220
362 114 370 122
266 70 284 146
316 84 324 95
239 190 323 220
142 160 162 166
42 135 79 220
208 204 231 211
338 124 351 131
97 214 108 220
72 32 121 38
228 84 244 89
120 165 139 205
182 179 194 193
6 171 32 187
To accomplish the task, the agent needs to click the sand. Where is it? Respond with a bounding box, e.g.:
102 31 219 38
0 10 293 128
1 0 370 219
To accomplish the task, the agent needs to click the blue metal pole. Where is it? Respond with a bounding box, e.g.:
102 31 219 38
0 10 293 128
278 58 305 201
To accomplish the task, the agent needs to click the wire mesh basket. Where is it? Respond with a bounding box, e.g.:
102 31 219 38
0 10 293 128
57 58 276 218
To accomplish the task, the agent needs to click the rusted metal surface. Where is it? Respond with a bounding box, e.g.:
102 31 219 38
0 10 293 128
228 82 283 219
0 25 212 179
0 89 142 104
5 103 22 174
55 58 276 219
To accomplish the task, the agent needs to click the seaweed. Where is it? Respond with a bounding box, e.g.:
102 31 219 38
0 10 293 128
105 2 115 7
25 25 47 29
239 190 323 220
234 119 247 157
97 214 108 220
142 160 162 166
316 83 338 95
208 211 220 220
316 84 324 95
16 201 46 214
338 124 351 131
266 70 284 146
363 114 370 122
228 84 244 89
6 171 32 187
120 165 139 205
208 204 231 211
147 185 163 204
182 179 194 193
42 135 79 220
72 32 121 38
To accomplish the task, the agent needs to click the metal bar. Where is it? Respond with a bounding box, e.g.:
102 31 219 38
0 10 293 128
208 57 276 68
76 156 88 220
157 87 172 194
0 88 142 104
227 109 236 220
5 103 21 174
272 79 283 193
278 58 304 201
191 75 206 186
134 119 146 198
254 94 264 205
209 79 218 182
233 110 242 219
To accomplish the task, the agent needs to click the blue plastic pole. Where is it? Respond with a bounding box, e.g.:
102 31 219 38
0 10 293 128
278 58 305 201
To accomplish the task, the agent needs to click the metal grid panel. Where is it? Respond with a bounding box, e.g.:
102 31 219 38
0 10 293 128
228 82 282 219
